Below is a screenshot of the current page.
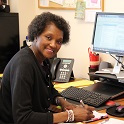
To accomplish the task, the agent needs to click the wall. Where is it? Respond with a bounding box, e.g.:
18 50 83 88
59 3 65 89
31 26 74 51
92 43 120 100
10 0 124 79
9 0 36 46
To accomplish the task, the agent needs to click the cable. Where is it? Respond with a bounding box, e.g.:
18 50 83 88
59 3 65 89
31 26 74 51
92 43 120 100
110 54 124 69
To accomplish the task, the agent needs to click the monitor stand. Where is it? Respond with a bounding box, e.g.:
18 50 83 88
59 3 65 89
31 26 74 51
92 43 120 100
95 68 124 82
113 56 124 74
87 72 124 100
95 56 124 76
95 68 113 75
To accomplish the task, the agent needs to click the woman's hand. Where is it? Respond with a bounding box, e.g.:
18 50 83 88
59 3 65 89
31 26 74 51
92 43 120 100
56 96 95 122
73 105 95 122
83 104 95 112
62 101 77 110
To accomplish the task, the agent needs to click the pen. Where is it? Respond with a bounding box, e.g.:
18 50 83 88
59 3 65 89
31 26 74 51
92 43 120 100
80 100 85 107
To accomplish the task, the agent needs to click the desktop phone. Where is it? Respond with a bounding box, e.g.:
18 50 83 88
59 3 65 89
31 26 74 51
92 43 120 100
51 58 74 82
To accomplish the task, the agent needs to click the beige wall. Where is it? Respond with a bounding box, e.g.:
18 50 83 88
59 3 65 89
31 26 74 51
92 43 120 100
10 0 36 46
10 0 124 79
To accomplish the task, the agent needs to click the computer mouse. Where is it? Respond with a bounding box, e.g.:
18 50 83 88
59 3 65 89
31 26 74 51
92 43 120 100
116 106 124 113
106 100 116 106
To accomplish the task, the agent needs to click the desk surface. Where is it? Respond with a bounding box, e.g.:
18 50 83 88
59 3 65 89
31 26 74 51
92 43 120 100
54 79 124 124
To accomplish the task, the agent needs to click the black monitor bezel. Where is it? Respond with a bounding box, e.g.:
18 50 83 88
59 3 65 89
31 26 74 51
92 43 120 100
0 12 20 73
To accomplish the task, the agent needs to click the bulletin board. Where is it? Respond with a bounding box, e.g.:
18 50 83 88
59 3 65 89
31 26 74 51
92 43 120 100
38 0 104 11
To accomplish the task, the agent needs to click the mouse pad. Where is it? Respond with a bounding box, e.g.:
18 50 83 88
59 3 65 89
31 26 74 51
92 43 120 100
106 106 124 117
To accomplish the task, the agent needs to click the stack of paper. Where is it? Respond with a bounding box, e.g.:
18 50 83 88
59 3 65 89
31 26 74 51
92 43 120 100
54 80 94 92
0 74 3 78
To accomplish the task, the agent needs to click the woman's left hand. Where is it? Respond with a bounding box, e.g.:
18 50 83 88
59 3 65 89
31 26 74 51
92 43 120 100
61 100 77 110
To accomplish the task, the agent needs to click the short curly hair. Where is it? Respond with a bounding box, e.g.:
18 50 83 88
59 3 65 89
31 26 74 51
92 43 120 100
28 12 70 44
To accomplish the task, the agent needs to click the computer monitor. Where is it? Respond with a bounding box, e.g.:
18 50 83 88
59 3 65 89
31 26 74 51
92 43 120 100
92 12 124 74
0 13 20 73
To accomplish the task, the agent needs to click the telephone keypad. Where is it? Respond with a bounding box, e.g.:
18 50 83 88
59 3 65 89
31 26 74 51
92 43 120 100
59 63 70 81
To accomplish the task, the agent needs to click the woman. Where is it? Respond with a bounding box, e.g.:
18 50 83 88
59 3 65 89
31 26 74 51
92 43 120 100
0 12 94 124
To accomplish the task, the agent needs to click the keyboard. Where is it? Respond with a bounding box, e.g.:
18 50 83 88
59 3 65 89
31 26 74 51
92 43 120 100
60 86 111 107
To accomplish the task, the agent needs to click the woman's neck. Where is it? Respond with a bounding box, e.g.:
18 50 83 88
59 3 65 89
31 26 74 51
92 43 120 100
30 45 45 64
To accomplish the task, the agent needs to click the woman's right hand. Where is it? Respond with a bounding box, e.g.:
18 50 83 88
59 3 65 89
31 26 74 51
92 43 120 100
72 105 95 122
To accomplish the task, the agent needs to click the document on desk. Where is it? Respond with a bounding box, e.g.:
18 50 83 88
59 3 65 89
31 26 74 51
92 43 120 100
98 118 124 124
84 110 108 123
54 80 94 92
54 80 94 88
0 74 3 78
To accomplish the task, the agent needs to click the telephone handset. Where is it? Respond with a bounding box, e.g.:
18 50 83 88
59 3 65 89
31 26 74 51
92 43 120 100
51 58 74 82
51 58 61 80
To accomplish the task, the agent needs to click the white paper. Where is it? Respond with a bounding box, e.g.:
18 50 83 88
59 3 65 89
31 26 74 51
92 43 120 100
85 9 102 22
75 1 86 19
98 118 124 124
86 0 101 8
40 0 49 6
50 0 64 5
63 0 77 8
116 71 124 78
84 110 108 123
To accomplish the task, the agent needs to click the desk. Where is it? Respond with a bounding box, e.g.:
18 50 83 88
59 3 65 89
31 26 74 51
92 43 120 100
54 79 124 124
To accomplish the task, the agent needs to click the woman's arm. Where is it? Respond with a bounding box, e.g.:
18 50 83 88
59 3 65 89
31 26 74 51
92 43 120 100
53 104 95 123
53 111 68 123
55 96 77 110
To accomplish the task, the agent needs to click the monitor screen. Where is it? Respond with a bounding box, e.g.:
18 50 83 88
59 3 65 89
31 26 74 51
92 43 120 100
92 12 124 56
0 13 20 73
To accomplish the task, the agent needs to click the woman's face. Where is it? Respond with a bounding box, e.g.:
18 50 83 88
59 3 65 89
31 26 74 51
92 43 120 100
34 23 63 60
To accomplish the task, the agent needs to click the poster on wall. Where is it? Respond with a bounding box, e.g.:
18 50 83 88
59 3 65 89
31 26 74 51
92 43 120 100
75 1 86 19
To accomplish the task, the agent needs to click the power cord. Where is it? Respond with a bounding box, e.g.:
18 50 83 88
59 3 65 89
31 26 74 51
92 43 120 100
110 54 124 69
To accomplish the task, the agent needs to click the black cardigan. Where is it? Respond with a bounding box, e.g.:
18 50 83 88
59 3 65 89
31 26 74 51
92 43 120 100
0 47 61 124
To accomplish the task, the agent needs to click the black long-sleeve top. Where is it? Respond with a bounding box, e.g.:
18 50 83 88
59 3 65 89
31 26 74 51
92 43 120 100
0 47 61 124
